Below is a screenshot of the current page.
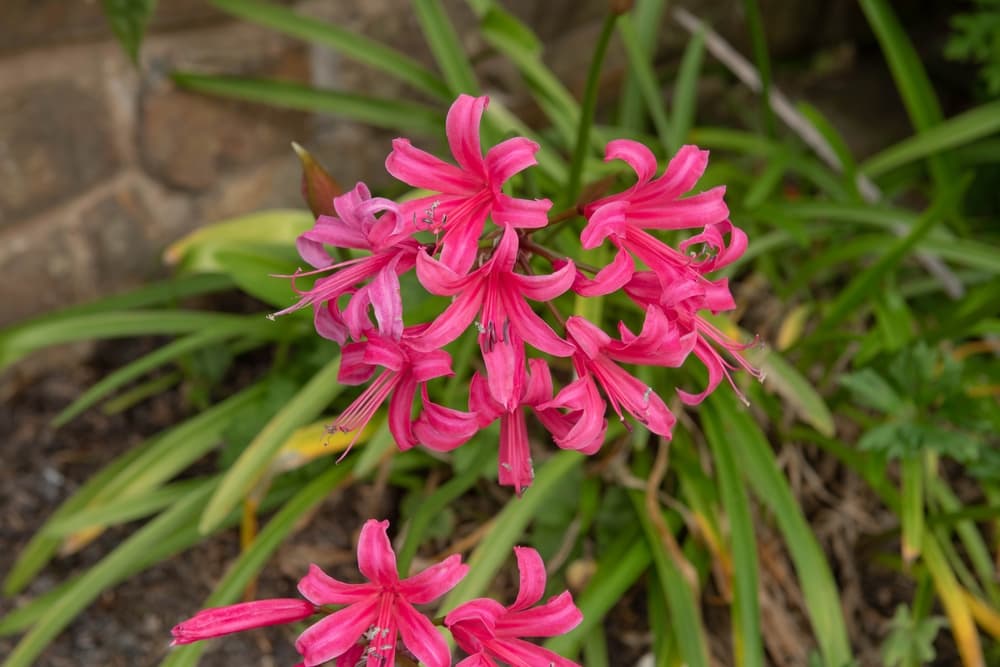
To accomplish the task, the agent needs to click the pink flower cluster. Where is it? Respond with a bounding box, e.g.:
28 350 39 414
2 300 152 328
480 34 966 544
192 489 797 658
275 95 759 492
171 519 582 667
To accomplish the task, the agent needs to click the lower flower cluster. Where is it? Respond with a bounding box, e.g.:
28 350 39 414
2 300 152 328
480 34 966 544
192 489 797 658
171 520 582 667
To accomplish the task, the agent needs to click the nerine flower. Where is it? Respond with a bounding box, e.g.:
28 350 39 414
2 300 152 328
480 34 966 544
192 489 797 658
576 140 741 295
334 328 460 450
271 183 418 343
386 94 551 274
565 307 693 437
413 224 575 411
445 546 582 667
414 359 605 494
296 519 468 667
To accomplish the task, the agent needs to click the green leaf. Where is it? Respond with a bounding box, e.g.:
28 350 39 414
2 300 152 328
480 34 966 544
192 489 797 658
171 74 445 134
102 0 156 63
617 15 672 152
42 479 208 537
669 27 706 149
3 443 147 595
881 605 945 667
0 310 250 373
199 356 345 533
545 529 651 657
862 100 1000 177
701 407 764 667
437 451 585 613
858 0 958 191
52 317 284 427
209 0 450 99
820 192 952 330
166 209 313 271
900 454 924 564
212 246 306 308
708 391 851 667
412 0 479 95
159 461 354 667
1 483 214 667
628 488 710 667
617 0 667 131
839 368 906 414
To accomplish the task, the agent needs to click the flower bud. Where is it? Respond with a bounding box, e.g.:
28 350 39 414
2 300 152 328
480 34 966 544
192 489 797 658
292 142 341 217
170 599 316 645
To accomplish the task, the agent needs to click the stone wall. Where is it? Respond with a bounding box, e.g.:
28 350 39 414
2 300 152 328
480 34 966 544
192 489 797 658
0 0 860 327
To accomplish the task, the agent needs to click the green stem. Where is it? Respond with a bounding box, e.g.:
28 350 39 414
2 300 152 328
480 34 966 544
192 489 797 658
742 0 775 137
566 12 619 207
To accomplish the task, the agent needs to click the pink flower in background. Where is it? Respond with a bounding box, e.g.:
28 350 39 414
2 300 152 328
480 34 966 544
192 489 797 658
445 546 582 667
414 224 575 411
295 519 467 667
386 94 551 274
171 599 317 646
271 183 418 343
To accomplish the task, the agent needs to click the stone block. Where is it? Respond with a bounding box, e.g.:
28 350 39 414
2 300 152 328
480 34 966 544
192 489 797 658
0 82 118 224
138 27 310 191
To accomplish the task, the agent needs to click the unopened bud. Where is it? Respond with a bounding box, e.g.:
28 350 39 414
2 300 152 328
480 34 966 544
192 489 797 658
292 142 341 217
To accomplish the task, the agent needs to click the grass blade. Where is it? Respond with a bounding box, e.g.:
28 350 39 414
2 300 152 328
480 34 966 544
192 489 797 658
159 461 354 667
1 483 215 667
901 454 924 566
618 14 672 152
210 0 450 99
668 26 706 148
412 0 479 95
702 407 764 667
618 0 667 131
0 310 251 371
544 529 651 657
857 0 958 191
708 391 851 667
861 101 1000 177
437 451 585 613
52 318 282 427
199 356 345 533
172 74 445 134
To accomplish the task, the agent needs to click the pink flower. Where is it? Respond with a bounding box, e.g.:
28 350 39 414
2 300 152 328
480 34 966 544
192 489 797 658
414 359 606 494
386 94 551 274
333 328 460 450
576 140 742 296
413 224 575 411
565 308 693 437
271 183 418 343
295 519 468 667
624 271 762 405
171 599 317 646
445 546 582 667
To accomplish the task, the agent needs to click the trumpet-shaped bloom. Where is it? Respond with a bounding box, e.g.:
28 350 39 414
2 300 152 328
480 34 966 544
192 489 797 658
386 94 551 274
334 328 457 450
576 141 743 296
171 599 317 646
414 224 575 410
624 271 762 405
414 359 606 493
565 307 693 437
272 183 418 343
445 546 582 667
295 519 468 667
